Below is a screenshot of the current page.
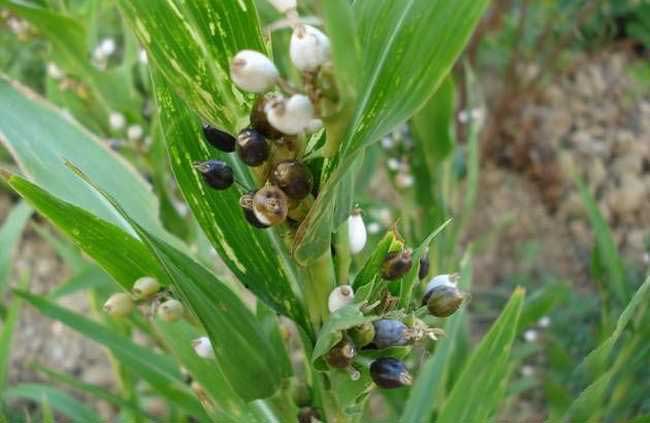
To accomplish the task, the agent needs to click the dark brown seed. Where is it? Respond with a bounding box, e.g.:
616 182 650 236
236 128 269 167
418 255 430 280
270 160 313 200
425 285 464 318
202 124 236 152
240 192 270 228
250 96 283 140
194 160 233 190
325 338 356 369
370 357 412 389
381 250 413 280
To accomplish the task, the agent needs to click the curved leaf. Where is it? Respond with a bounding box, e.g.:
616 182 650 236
0 201 31 293
115 0 266 130
293 0 489 263
5 384 100 423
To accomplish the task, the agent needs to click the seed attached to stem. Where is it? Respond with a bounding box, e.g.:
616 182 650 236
370 357 412 389
372 319 411 349
348 210 367 254
132 276 161 300
158 299 184 322
290 24 331 72
253 185 289 226
250 96 284 140
240 192 271 229
202 124 236 152
192 336 215 359
328 285 354 313
103 293 134 318
230 50 278 93
348 321 375 348
236 128 269 167
381 250 413 280
423 274 464 318
271 160 313 200
418 255 430 280
265 94 315 135
325 338 356 369
194 160 234 190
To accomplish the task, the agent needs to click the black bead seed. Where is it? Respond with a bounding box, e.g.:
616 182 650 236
202 124 236 152
418 255 430 280
236 128 269 167
370 357 412 389
271 160 313 200
194 160 234 190
250 96 283 140
381 250 413 280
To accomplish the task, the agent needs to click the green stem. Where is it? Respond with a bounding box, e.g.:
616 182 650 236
334 221 352 285
304 251 336 329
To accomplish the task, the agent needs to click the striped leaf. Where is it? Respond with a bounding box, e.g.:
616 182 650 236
293 0 490 263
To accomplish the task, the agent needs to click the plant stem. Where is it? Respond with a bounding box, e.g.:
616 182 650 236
334 221 352 285
304 251 335 329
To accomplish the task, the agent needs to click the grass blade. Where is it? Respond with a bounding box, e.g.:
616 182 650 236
0 201 31 293
4 384 100 423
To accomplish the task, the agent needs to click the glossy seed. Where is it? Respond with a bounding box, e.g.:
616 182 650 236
236 128 269 167
253 185 289 226
381 250 413 280
370 357 412 389
158 299 184 322
250 96 283 140
425 284 464 318
418 255 430 280
132 276 161 300
328 285 354 313
240 192 270 229
103 293 133 318
194 160 234 190
271 160 313 200
202 124 236 152
325 338 356 369
348 210 367 255
372 319 410 349
348 321 375 348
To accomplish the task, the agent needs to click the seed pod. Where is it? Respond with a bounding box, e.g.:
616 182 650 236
103 293 134 318
268 0 296 14
132 276 161 300
348 211 367 254
325 338 356 369
418 255 430 280
230 50 278 93
370 357 412 389
421 274 459 304
250 96 283 140
348 321 375 348
328 285 354 313
265 94 314 135
253 185 289 226
290 24 331 72
192 336 215 359
373 319 410 349
423 275 464 318
271 160 313 200
381 250 413 280
194 160 234 190
236 128 269 167
158 299 184 322
202 124 236 152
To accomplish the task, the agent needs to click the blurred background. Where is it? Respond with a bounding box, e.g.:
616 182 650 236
1 0 649 421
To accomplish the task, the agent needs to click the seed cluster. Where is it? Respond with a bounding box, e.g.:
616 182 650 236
195 9 332 230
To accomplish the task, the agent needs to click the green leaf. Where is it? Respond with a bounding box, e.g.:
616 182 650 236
4 384 100 423
312 303 377 371
48 265 112 299
577 177 628 303
0 289 23 393
322 0 361 99
516 280 569 334
564 369 615 422
256 302 293 379
411 76 456 163
436 288 525 423
115 0 266 130
153 73 308 328
574 275 650 382
0 201 31 293
352 230 400 291
400 254 473 423
293 0 489 263
13 290 207 418
0 78 170 243
7 175 165 290
34 364 151 420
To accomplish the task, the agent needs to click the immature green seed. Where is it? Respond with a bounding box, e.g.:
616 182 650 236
158 299 184 322
132 276 160 300
348 321 375 348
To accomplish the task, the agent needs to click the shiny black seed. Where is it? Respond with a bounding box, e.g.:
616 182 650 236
202 124 236 152
418 255 430 280
370 358 412 389
381 250 413 280
270 160 313 200
251 96 283 140
194 160 233 190
236 128 269 167
372 319 409 349
240 192 270 229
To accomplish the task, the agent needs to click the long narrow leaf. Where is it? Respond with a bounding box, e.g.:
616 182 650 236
0 201 31 293
4 384 100 423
